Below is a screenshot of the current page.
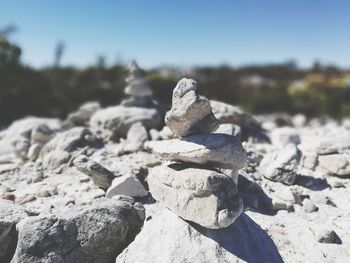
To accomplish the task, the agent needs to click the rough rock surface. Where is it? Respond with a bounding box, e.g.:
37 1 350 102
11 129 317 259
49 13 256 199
211 100 261 131
0 201 28 262
145 133 247 170
116 208 283 263
258 144 300 185
90 106 161 141
11 198 145 263
148 163 243 229
270 127 301 147
67 101 101 126
165 78 219 137
39 127 91 157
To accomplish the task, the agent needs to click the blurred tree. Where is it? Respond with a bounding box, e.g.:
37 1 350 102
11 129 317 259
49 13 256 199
54 41 65 67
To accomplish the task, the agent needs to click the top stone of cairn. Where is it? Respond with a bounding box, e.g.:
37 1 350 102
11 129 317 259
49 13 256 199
165 78 219 137
124 60 153 97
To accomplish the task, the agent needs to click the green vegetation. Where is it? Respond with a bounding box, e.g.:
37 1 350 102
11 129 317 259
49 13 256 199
0 34 349 125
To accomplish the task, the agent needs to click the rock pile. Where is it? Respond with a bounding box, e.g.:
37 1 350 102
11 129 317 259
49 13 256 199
145 78 247 229
121 60 155 108
90 60 161 141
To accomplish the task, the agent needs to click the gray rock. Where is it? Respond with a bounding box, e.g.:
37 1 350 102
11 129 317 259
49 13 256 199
165 78 219 137
11 198 145 263
0 201 28 261
27 143 42 161
124 122 148 152
42 150 71 170
211 100 261 130
106 175 148 198
116 208 283 263
67 101 101 126
40 127 92 157
0 117 61 158
74 155 115 189
148 163 243 229
299 134 350 155
90 106 161 141
316 229 340 244
145 133 247 170
258 144 300 185
270 127 301 147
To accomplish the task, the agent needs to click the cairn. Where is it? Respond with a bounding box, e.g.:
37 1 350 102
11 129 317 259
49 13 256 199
121 60 155 108
145 78 247 229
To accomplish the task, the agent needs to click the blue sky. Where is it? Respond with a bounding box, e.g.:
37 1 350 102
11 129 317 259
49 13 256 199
1 0 349 68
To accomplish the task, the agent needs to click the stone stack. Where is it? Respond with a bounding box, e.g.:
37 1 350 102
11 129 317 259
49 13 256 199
90 60 162 141
145 78 247 229
121 60 154 108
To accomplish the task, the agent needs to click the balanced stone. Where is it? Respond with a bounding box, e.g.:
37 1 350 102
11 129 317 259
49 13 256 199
165 78 219 137
148 163 243 229
145 133 247 170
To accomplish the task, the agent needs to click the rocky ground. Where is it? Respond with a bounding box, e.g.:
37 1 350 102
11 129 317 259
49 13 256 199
1 74 350 263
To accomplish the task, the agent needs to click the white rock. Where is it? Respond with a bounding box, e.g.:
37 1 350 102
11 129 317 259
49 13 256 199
116 208 283 263
106 175 148 198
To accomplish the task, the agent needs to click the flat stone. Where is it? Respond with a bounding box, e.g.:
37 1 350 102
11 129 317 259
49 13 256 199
145 133 247 170
165 78 219 137
148 163 243 229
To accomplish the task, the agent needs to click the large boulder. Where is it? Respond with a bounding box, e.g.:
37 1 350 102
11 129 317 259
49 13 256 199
145 133 247 170
116 208 283 263
165 78 219 137
11 198 145 263
90 106 161 141
148 163 243 229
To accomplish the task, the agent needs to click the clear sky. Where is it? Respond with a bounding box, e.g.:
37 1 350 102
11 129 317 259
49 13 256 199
1 0 349 69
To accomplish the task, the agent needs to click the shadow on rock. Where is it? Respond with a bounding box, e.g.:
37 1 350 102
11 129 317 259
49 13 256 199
193 213 283 263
